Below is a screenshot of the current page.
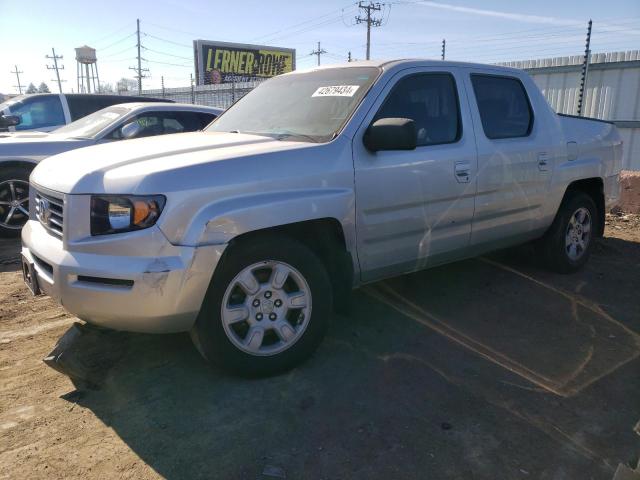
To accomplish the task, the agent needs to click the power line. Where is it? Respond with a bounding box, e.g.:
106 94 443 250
252 2 358 42
355 1 383 60
142 46 192 61
146 59 192 68
99 32 136 51
310 41 327 66
10 65 24 94
45 48 65 93
90 22 134 46
143 33 192 49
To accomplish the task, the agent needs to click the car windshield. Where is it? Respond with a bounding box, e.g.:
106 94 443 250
54 106 131 138
207 66 380 143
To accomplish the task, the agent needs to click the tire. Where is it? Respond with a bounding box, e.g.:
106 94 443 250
538 191 598 273
191 234 333 377
0 166 32 238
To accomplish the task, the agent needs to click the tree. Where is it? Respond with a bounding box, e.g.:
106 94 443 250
25 83 37 94
97 83 114 93
116 78 137 93
37 82 50 93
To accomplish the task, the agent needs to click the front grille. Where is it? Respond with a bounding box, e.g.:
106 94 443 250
34 190 64 239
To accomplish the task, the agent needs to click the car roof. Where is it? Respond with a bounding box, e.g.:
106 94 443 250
108 102 223 114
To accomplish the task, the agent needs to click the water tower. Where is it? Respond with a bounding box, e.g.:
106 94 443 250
75 45 100 93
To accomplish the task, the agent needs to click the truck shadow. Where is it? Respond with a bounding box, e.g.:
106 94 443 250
65 236 640 479
0 238 21 273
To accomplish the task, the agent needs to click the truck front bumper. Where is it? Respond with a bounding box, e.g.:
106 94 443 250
21 220 226 333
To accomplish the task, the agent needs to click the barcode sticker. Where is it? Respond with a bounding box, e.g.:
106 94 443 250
312 85 360 97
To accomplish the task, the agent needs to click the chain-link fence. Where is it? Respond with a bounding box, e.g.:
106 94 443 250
119 79 265 109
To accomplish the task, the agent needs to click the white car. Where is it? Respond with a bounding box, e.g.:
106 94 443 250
0 102 222 236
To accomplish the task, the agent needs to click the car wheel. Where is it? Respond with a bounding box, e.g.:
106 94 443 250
191 234 332 376
539 191 597 273
0 167 31 238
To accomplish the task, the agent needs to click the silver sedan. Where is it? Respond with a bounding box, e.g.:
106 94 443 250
0 102 223 236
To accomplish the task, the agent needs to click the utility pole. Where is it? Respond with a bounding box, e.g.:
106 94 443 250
441 39 446 60
129 18 149 94
46 48 65 93
310 42 327 66
161 75 165 98
190 73 195 104
577 19 592 117
355 1 382 60
11 65 24 94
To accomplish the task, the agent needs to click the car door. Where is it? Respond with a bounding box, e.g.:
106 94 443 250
353 67 477 282
464 71 554 248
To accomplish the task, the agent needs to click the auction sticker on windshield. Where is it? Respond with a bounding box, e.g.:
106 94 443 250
312 85 360 97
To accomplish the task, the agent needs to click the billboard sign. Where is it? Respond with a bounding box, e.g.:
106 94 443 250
194 40 295 85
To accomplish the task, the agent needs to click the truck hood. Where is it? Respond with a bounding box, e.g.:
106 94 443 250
31 131 313 194
0 133 92 163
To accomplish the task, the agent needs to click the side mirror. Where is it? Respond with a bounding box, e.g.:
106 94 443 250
0 115 21 128
120 121 141 139
363 118 417 152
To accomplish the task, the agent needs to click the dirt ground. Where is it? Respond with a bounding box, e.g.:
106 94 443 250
1 217 639 480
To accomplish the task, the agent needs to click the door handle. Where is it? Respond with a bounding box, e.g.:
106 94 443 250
454 162 470 183
538 152 550 171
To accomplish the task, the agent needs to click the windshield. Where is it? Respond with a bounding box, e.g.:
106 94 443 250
207 66 380 142
54 106 131 138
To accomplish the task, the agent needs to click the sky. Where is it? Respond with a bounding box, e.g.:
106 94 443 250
1 0 638 94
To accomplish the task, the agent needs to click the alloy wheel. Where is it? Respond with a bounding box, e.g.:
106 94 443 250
220 260 312 356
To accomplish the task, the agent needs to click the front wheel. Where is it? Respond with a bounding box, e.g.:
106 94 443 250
538 191 597 273
0 167 31 237
191 235 332 376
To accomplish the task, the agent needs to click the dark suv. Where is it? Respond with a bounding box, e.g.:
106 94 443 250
0 93 170 132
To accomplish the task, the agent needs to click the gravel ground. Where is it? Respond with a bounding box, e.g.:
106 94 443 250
1 218 639 480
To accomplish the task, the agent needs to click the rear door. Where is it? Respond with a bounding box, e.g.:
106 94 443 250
464 71 553 247
353 67 478 282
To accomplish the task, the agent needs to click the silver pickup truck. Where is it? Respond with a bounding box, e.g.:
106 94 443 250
22 60 622 376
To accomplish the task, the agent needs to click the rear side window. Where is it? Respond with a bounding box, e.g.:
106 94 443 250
67 95 108 121
471 74 533 139
11 95 65 131
374 73 460 146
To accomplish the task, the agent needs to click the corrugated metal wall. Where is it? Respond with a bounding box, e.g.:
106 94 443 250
502 51 640 171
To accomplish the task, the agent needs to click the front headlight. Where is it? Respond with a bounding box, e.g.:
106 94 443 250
90 195 165 236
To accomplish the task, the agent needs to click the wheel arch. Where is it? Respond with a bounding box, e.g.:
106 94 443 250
0 159 38 173
223 218 355 312
563 177 605 236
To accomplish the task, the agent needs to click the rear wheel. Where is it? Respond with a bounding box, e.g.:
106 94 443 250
191 235 332 376
538 191 597 273
0 167 31 237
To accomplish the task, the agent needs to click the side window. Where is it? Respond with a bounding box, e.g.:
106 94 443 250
67 95 117 121
11 96 65 130
130 114 164 138
198 112 218 129
471 74 533 139
374 73 460 146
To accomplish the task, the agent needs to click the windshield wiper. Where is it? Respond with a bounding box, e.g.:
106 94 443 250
274 131 319 143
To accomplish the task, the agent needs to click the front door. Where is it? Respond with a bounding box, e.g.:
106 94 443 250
353 68 478 282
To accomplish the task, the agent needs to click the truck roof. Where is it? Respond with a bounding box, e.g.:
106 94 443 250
293 58 523 74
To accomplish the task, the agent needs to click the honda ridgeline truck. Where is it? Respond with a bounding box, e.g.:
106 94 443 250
21 60 622 376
